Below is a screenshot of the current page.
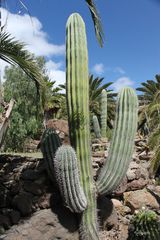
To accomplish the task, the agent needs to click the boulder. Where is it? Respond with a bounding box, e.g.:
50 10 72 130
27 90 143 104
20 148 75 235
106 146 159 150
124 189 159 212
0 209 78 240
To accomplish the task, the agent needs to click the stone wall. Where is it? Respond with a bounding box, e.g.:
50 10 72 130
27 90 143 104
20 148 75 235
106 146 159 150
0 154 78 239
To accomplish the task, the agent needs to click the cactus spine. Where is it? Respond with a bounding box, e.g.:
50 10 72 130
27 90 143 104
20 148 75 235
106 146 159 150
66 13 99 239
128 209 160 240
93 115 101 138
97 87 138 195
101 89 107 138
54 145 87 213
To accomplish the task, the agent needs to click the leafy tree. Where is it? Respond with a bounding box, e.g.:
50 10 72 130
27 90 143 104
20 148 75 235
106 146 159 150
2 58 46 151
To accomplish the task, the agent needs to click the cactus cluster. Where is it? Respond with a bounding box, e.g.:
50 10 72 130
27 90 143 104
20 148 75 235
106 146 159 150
40 13 138 240
128 209 160 240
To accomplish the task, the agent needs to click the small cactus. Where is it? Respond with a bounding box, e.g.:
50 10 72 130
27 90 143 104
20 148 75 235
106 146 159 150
101 89 107 138
128 209 160 240
93 115 101 138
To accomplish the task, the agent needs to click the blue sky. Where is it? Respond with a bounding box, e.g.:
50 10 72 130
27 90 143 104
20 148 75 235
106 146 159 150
1 0 160 92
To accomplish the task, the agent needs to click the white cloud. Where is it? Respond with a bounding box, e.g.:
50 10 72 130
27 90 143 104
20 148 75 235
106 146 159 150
112 77 134 92
0 8 66 84
45 60 65 87
1 8 65 57
114 67 125 74
92 63 104 75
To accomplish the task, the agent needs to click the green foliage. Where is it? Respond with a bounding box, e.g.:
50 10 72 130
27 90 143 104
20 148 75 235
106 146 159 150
4 111 27 151
137 75 160 175
128 209 160 240
3 58 45 151
85 0 104 47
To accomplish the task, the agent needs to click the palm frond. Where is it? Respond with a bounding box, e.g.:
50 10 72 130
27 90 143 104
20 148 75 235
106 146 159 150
85 0 104 47
0 31 44 93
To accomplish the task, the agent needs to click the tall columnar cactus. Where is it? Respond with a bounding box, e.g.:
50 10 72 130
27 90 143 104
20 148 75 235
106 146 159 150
128 209 160 240
93 115 101 138
41 13 138 240
97 87 138 195
54 145 87 213
66 13 99 239
101 89 107 138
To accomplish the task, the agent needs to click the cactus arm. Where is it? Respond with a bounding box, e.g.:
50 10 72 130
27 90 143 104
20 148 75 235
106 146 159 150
66 13 99 239
93 115 101 138
40 128 62 183
101 89 107 138
97 87 138 196
54 145 87 213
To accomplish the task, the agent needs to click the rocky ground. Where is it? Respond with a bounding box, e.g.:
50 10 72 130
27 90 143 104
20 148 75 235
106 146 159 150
0 134 160 240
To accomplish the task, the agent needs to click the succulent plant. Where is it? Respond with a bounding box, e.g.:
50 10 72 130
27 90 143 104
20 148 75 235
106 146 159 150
41 13 138 240
101 89 107 138
93 115 101 138
128 209 160 240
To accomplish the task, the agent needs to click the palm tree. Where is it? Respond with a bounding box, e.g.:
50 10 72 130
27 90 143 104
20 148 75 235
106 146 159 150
137 75 160 176
137 75 160 134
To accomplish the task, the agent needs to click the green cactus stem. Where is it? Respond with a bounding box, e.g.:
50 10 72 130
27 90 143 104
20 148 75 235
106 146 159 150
54 145 87 213
101 89 107 138
97 87 138 196
40 128 62 183
66 13 99 239
93 115 101 138
128 209 160 240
